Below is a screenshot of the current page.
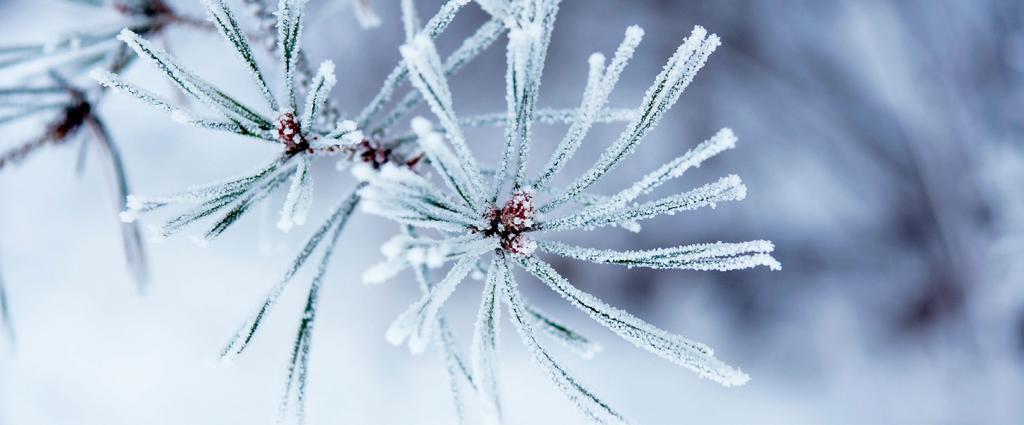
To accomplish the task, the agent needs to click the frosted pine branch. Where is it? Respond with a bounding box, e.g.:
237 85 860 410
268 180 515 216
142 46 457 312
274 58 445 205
102 0 493 245
20 0 786 423
90 1 507 421
356 6 779 422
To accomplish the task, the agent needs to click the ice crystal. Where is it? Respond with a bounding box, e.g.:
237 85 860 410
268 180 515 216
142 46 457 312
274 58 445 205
355 1 780 422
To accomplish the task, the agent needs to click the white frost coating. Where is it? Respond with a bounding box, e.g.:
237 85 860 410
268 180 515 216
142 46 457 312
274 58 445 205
410 115 433 134
517 255 750 387
278 157 314 231
218 187 360 405
352 0 382 29
492 16 548 199
357 162 484 230
471 256 503 425
272 195 356 425
502 0 561 192
277 0 311 112
119 209 139 223
533 25 642 191
349 162 374 182
339 9 780 423
354 0 477 128
374 18 507 133
301 60 337 130
83 2 787 420
94 68 248 133
385 255 478 353
525 303 603 360
381 234 411 258
400 35 487 211
321 119 364 144
543 25 721 212
408 117 483 212
400 0 420 42
91 69 174 114
501 259 626 425
457 107 637 128
362 257 407 284
400 232 474 424
539 239 781 272
407 247 427 265
425 247 447 268
474 0 510 20
337 119 358 132
616 128 736 203
117 29 272 133
118 158 286 236
560 128 739 228
204 0 279 112
543 175 747 231
363 235 491 285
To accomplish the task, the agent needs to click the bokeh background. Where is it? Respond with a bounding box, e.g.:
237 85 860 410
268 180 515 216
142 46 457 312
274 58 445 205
1 0 1022 423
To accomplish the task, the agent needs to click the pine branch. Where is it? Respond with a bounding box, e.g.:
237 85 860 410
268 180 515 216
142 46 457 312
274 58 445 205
354 7 778 422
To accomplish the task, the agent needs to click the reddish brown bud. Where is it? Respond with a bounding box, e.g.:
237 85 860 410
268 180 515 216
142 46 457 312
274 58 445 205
277 112 308 155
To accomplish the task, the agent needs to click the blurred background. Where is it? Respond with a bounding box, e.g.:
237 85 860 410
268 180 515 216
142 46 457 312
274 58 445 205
1 0 1022 423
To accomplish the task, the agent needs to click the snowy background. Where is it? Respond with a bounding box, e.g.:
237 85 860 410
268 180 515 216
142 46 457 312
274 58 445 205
1 0 1023 423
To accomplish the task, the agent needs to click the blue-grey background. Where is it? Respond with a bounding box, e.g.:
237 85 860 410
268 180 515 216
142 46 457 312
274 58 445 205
1 0 1022 423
